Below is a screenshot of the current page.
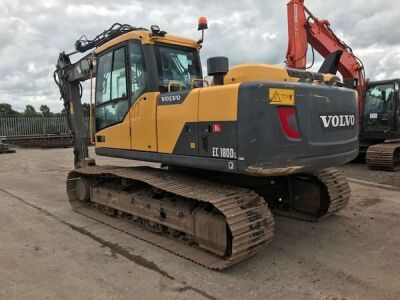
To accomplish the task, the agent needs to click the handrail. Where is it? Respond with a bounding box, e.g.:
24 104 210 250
191 78 209 89
167 81 184 92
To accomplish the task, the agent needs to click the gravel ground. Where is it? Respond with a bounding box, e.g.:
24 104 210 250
0 148 399 300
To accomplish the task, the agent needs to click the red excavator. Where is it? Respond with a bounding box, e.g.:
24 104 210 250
286 0 400 170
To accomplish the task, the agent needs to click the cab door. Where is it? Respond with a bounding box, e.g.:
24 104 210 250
128 41 158 152
95 44 131 149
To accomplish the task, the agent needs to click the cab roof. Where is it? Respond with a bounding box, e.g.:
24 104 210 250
95 30 201 54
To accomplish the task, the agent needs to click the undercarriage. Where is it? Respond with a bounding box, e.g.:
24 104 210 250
66 165 350 269
366 141 400 171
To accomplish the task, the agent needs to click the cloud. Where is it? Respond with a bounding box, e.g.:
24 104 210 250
0 0 399 112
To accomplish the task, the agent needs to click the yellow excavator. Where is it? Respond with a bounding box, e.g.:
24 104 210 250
54 19 358 269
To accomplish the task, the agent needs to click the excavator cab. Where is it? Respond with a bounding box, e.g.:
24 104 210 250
362 80 400 138
94 39 202 132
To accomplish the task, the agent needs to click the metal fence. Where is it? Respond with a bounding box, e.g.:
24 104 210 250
0 117 90 138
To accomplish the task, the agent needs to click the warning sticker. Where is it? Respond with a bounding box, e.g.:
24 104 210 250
268 88 295 106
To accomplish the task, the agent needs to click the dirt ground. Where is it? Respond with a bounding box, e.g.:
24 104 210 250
0 148 399 300
338 160 400 187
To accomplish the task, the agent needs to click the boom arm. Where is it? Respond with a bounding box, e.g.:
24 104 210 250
286 0 365 114
54 52 95 168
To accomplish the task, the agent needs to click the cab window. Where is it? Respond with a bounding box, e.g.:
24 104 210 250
364 83 395 132
111 48 127 99
95 46 129 130
154 43 202 93
128 41 146 102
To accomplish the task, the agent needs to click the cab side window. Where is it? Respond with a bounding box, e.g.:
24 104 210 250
95 46 129 130
111 48 127 99
154 43 202 93
128 41 146 102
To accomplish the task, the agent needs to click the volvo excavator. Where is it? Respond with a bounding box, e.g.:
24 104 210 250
54 19 358 269
286 0 400 170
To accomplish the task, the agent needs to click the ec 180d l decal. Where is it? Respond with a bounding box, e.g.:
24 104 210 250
212 147 237 159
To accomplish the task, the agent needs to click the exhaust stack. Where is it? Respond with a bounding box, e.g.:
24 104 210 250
207 56 229 86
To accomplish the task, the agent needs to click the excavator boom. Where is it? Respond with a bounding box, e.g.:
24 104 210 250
286 0 365 115
54 52 93 167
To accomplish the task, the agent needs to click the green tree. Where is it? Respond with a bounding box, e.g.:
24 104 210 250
24 105 38 117
0 103 20 117
54 107 67 117
54 105 91 116
40 104 52 117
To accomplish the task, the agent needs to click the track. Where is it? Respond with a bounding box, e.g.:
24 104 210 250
366 142 400 171
66 166 274 270
272 168 351 222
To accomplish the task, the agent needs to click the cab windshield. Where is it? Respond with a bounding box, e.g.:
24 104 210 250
154 43 202 92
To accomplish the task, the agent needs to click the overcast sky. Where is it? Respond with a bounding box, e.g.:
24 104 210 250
1 0 400 112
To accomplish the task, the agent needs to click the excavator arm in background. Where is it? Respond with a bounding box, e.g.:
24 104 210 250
286 0 365 114
286 0 400 170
